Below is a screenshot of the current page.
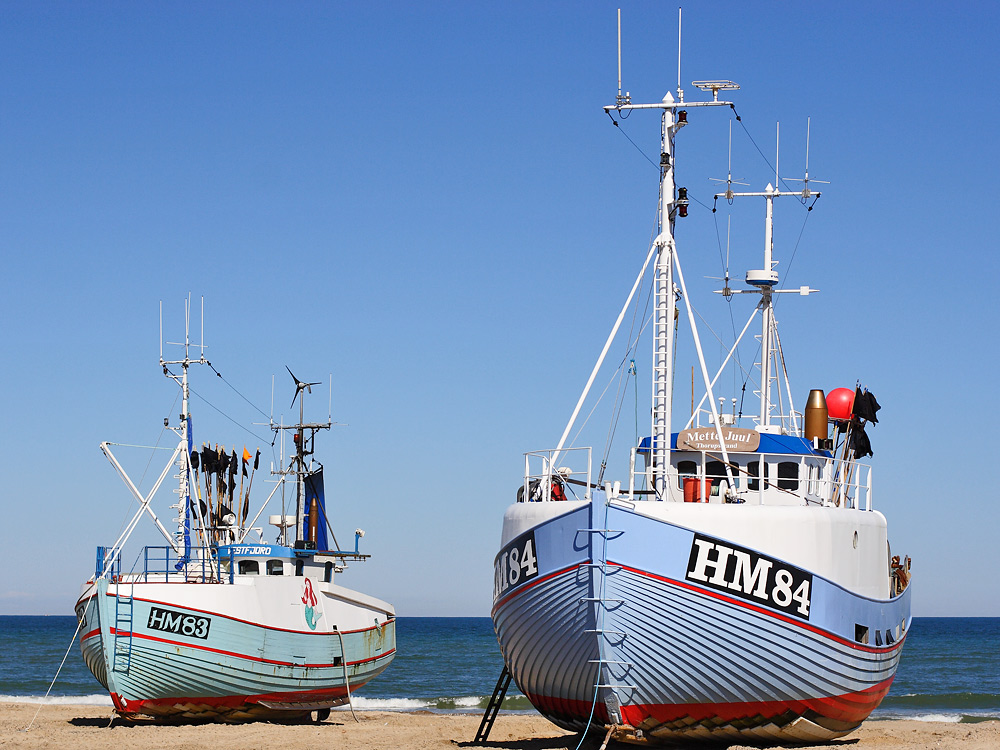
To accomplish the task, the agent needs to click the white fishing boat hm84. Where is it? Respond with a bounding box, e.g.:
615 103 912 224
76 304 395 722
488 26 911 746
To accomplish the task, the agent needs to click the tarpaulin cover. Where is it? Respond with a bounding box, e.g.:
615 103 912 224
304 469 329 551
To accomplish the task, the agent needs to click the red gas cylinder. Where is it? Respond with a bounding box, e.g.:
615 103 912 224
826 387 855 422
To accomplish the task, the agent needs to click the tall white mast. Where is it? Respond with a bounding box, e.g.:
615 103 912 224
604 79 737 496
759 185 776 429
720 128 823 433
160 296 209 544
652 94 677 499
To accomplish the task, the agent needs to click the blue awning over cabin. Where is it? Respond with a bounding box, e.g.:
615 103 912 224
638 433 821 456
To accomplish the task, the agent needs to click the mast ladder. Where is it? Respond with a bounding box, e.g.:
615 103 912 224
112 585 134 674
474 664 512 743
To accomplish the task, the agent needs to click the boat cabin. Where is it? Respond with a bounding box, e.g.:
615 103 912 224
634 429 866 508
217 544 342 583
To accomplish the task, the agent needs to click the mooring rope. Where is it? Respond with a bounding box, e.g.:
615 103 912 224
22 615 86 732
336 627 359 723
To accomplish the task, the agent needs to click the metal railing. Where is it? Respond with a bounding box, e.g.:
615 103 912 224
94 545 225 583
626 450 872 509
521 447 592 502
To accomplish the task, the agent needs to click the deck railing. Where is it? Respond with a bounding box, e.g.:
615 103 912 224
94 545 225 583
626 449 873 509
521 447 592 502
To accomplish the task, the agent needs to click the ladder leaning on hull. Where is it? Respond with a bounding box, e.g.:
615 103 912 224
474 665 512 743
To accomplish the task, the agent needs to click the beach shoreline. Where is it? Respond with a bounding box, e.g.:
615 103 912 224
2 702 998 749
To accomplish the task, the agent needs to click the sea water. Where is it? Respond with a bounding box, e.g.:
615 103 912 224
1 616 997 722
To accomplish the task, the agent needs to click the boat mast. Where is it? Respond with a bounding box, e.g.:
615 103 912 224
295 384 306 541
605 85 736 498
760 186 776 430
718 124 822 433
160 297 209 545
652 94 678 500
272 369 329 546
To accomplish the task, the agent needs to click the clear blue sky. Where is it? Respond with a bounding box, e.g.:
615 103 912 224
2 1 997 617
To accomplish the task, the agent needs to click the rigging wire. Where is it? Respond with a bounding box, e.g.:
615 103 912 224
772 203 816 307
691 304 756 384
573 276 654 455
732 107 799 195
186 385 273 445
562 191 658 475
711 109 822 427
107 389 181 551
597 213 659 482
600 106 821 445
207 362 271 420
606 111 659 170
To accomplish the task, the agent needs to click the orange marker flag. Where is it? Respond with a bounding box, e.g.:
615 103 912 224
243 446 252 463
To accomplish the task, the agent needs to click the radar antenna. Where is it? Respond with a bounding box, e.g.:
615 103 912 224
692 80 741 102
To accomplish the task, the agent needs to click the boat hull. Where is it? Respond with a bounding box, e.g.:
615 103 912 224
76 577 395 721
491 499 910 743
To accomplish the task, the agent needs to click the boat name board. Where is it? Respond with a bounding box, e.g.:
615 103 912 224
147 606 212 639
226 545 274 556
677 427 761 452
493 531 539 601
685 534 812 619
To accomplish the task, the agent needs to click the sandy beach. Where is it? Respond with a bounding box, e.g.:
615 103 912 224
0 703 996 750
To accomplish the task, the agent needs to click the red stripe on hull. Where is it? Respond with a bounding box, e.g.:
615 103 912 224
111 683 361 716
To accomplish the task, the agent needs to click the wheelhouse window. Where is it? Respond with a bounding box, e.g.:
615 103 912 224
266 559 284 576
746 460 769 491
676 460 697 489
777 461 799 491
295 559 304 577
238 560 259 575
706 460 732 490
